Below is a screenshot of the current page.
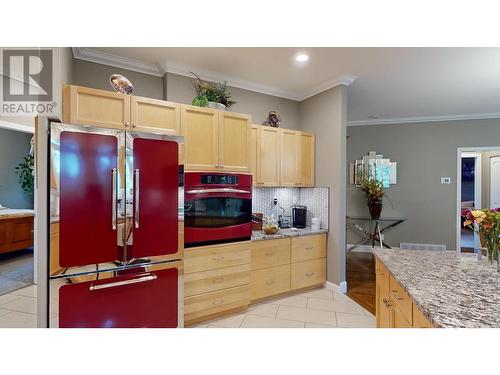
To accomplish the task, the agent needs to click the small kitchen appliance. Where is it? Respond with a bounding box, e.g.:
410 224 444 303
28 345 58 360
292 205 307 229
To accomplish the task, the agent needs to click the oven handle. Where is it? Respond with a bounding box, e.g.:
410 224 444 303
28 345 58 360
186 188 250 195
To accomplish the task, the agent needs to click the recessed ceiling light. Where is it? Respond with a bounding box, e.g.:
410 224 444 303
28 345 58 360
295 53 309 63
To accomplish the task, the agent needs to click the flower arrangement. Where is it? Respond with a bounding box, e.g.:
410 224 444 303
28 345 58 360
360 178 384 201
462 208 500 265
191 72 236 109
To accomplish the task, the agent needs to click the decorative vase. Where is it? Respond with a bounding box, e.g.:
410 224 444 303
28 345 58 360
367 199 383 220
208 101 227 111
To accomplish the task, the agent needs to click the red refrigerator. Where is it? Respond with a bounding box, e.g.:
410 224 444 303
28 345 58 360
48 122 184 328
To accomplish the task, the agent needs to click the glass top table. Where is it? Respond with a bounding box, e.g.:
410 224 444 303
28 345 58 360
346 216 407 252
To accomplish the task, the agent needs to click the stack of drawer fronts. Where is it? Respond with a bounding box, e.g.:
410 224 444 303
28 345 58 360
184 241 251 325
251 234 327 302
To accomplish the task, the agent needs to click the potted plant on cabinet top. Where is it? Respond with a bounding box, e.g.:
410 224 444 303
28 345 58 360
360 178 385 219
191 72 236 110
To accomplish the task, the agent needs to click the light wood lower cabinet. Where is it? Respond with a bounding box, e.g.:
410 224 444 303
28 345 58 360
251 238 290 270
184 241 251 325
251 264 291 300
291 234 326 263
375 258 435 328
291 258 326 290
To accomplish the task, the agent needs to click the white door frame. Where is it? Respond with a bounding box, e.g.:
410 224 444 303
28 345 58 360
490 156 500 209
456 147 500 252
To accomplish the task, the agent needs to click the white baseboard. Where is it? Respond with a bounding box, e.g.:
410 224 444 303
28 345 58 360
339 281 347 294
324 281 347 294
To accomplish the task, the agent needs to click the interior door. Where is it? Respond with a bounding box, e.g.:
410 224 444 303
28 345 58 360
126 132 182 260
57 128 121 267
491 156 500 208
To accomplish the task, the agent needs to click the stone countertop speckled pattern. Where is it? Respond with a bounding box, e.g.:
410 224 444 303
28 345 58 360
372 248 500 328
251 227 328 241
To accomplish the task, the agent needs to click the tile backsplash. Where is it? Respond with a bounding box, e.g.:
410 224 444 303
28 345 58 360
252 187 329 229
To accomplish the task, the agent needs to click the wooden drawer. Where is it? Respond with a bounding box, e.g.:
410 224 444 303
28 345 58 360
184 241 250 274
184 264 250 297
251 238 290 270
250 264 290 301
389 274 413 325
291 234 326 263
291 258 326 290
412 305 434 328
184 285 250 323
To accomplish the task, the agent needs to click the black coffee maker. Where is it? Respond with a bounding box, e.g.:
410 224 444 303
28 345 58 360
292 205 307 228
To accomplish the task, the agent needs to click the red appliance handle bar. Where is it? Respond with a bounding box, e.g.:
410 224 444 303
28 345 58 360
134 168 140 229
89 274 157 291
186 188 250 194
112 168 117 230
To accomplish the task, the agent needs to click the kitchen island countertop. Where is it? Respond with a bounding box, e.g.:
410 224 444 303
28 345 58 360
372 248 500 328
251 227 327 241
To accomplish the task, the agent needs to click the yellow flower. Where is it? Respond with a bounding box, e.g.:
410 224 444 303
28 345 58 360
471 210 487 219
464 220 472 226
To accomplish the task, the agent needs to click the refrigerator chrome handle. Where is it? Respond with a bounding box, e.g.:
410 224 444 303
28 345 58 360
186 188 250 194
134 168 140 229
112 168 117 230
89 274 157 291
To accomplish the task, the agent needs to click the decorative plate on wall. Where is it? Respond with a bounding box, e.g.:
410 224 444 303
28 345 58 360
109 74 134 95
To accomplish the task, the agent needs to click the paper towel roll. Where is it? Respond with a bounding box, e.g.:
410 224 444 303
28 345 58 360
311 217 321 230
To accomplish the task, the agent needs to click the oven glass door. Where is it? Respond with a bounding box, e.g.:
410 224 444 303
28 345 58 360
185 195 251 229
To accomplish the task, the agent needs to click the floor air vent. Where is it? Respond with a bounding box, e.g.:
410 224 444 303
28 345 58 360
399 243 446 251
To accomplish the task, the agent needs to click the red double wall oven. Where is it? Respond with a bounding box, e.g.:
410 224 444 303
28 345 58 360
184 172 252 247
48 123 184 328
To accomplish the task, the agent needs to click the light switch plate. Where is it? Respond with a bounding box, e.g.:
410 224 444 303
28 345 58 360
441 177 451 184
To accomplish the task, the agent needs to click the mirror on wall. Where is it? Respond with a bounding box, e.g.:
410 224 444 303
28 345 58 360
349 151 397 188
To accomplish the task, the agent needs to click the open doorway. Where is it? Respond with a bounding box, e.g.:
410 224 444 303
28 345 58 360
0 123 35 302
457 147 500 253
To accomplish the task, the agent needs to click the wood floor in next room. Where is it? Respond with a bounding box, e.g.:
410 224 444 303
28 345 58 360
346 252 375 315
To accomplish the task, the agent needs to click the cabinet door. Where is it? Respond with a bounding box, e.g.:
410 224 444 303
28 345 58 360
130 96 180 134
392 303 412 328
299 131 315 187
181 105 219 171
280 129 300 186
249 125 259 180
258 126 280 186
218 111 251 172
63 85 130 129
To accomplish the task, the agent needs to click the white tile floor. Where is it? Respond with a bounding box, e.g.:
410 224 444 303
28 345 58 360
0 285 375 328
0 285 37 328
190 286 375 328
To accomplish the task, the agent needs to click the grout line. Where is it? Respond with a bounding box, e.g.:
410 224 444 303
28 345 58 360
238 314 246 328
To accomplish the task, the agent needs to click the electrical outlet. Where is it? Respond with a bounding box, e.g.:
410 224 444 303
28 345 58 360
441 177 451 184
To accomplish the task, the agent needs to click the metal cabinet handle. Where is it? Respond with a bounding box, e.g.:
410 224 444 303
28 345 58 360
89 274 157 291
265 251 275 257
212 276 224 283
213 256 225 262
111 168 117 230
265 279 276 285
306 272 315 277
391 290 404 301
187 188 250 194
134 169 140 229
212 299 224 306
305 246 314 250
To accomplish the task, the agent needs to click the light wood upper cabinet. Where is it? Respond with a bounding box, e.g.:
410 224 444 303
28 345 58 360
257 126 280 186
299 131 315 187
63 85 130 129
181 105 219 171
280 129 300 186
218 111 251 172
130 96 180 134
249 125 259 180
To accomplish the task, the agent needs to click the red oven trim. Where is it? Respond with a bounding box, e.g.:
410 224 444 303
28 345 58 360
184 223 252 246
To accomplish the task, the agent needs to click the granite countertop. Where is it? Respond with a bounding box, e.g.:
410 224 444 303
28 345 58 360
251 227 328 241
372 248 500 328
0 208 35 219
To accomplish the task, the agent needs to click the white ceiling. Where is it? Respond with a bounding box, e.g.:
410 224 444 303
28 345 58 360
78 47 500 125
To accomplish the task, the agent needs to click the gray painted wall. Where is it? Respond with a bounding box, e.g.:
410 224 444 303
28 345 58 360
0 128 33 209
165 73 301 130
300 86 347 284
346 119 500 250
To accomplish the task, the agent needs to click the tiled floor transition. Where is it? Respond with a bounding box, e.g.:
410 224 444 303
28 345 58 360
0 285 375 328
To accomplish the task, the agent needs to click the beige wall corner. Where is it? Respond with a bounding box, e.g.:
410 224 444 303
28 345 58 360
299 85 347 284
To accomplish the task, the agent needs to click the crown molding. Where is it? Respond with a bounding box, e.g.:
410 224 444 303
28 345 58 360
72 48 165 77
72 48 356 101
347 112 500 126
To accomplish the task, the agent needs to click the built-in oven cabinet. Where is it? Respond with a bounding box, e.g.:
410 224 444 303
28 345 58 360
63 85 181 134
181 105 251 173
